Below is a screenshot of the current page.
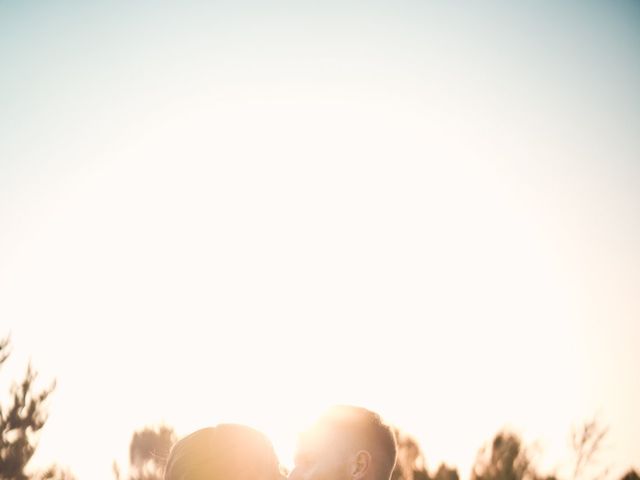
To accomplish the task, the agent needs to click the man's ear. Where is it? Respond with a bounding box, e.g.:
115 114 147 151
350 450 372 480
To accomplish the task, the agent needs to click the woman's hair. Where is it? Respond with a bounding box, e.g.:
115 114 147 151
164 424 282 480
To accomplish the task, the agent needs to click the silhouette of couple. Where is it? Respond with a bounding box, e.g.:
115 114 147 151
164 405 397 480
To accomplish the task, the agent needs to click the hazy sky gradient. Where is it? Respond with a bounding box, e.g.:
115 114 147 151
1 2 639 480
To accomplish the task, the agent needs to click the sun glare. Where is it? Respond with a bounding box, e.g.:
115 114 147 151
3 3 639 479
13 86 587 479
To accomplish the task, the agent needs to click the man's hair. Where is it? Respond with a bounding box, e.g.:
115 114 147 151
317 405 397 480
164 424 281 480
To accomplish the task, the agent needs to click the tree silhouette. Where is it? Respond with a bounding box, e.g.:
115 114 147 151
619 470 639 480
433 464 459 480
31 465 76 480
471 431 539 480
391 427 429 480
116 425 177 480
570 419 609 480
0 336 56 480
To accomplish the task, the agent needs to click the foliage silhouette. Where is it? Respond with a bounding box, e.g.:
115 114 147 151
434 464 460 480
31 465 76 480
0 336 56 480
620 471 639 480
471 431 539 480
391 427 429 480
571 419 609 480
115 425 177 480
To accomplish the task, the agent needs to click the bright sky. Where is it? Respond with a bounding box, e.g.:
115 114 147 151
1 2 639 480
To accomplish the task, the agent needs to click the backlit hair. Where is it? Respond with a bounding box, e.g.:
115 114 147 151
317 405 398 480
164 424 281 480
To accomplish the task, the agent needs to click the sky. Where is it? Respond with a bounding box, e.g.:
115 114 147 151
1 2 639 480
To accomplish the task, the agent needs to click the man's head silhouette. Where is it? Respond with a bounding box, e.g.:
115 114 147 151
289 406 397 480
